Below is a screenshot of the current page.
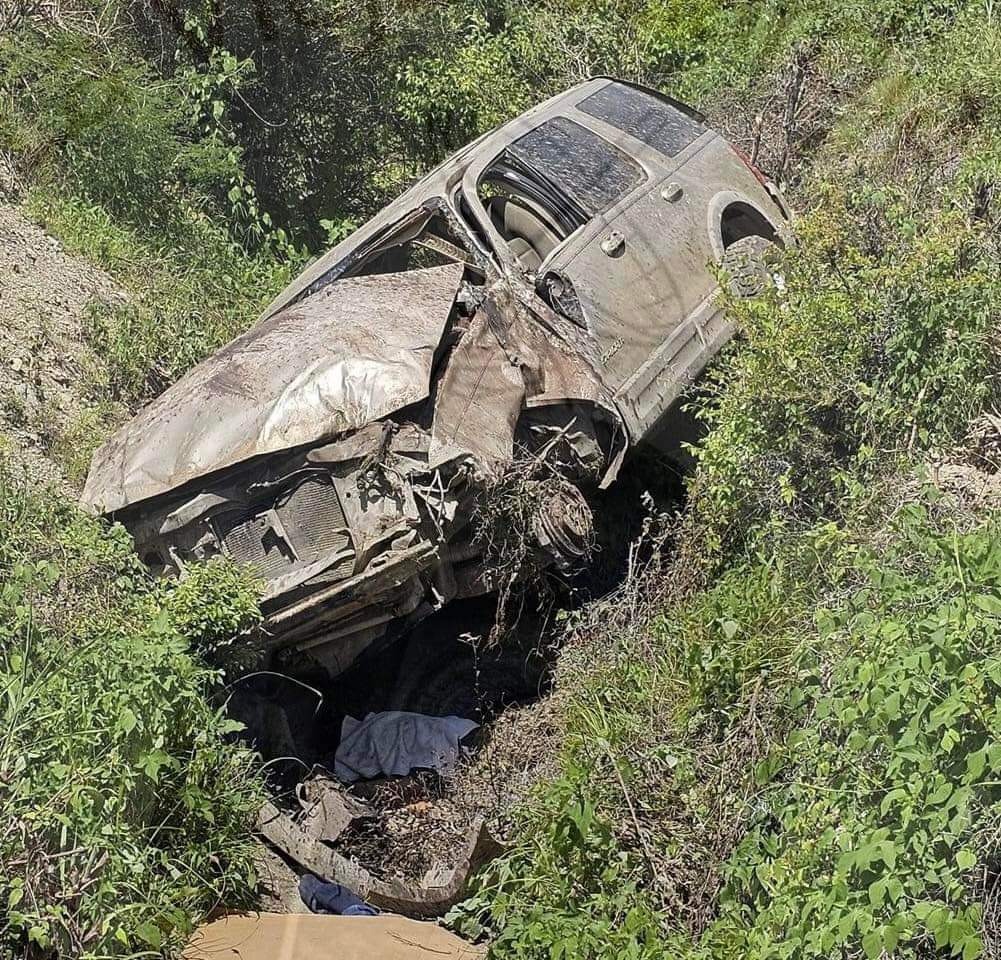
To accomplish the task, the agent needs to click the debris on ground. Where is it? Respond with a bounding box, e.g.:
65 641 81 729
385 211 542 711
297 770 370 842
257 792 501 918
243 605 567 919
184 912 485 960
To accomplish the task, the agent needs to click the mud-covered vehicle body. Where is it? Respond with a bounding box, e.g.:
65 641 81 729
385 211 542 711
83 78 790 676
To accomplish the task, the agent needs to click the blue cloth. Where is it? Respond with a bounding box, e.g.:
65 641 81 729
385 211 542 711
299 873 379 916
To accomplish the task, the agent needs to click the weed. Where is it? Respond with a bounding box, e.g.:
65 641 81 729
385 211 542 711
708 511 1001 960
0 474 265 957
30 193 297 410
455 4 1001 958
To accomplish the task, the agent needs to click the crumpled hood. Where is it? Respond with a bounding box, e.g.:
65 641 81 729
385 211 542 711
82 263 464 514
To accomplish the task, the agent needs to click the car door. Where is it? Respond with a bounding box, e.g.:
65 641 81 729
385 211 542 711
541 87 724 436
456 94 719 437
461 114 663 380
545 158 719 434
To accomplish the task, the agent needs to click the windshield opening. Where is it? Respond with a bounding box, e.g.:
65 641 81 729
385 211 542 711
345 209 481 280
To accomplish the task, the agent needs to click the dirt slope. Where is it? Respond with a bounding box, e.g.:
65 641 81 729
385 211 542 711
0 204 125 490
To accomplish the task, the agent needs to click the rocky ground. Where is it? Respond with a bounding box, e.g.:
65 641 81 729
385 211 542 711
0 203 125 489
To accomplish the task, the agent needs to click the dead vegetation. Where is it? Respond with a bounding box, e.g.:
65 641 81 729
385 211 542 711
708 44 853 198
547 505 766 936
471 444 601 648
1 0 55 32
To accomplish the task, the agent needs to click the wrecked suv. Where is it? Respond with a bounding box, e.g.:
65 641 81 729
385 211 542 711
83 78 790 677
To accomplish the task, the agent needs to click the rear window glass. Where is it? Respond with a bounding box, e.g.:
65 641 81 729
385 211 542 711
507 117 644 216
577 84 705 158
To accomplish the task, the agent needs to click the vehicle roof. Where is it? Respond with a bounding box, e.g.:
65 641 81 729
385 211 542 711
261 78 704 319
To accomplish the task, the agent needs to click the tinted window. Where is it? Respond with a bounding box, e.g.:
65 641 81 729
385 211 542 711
507 117 644 216
577 84 705 158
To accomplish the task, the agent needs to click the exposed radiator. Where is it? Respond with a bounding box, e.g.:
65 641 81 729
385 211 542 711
279 478 354 577
220 512 293 580
217 477 354 582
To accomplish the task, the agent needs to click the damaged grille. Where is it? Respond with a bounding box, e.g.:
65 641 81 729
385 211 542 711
281 478 354 577
220 512 295 579
217 477 354 583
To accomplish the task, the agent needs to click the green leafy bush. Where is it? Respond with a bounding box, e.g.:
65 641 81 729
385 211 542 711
166 555 262 652
28 190 296 408
0 21 231 229
453 784 666 960
710 510 1001 960
1 15 299 410
0 477 264 957
690 189 1000 558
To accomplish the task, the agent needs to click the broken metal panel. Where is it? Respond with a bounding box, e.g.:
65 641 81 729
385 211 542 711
296 773 369 842
426 272 627 487
261 542 437 649
429 306 526 468
331 473 420 569
306 421 429 469
82 262 464 515
501 280 629 487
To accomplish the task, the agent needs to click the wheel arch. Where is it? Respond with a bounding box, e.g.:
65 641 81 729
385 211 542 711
707 191 784 263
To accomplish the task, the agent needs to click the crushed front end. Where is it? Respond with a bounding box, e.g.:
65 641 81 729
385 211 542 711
83 206 626 679
116 420 485 675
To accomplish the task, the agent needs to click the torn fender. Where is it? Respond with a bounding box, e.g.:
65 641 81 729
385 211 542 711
82 263 464 515
429 304 526 467
430 279 628 485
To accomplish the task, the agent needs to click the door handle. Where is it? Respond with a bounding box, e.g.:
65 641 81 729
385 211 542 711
601 230 625 257
661 182 683 202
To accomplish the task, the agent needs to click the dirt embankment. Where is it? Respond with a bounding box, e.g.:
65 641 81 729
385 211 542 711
0 204 125 488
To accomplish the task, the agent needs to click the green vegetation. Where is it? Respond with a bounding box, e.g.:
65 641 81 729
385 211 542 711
714 511 1001 960
693 192 999 558
2 0 1001 957
448 3 1001 958
456 509 1001 960
0 475 264 956
1 11 297 409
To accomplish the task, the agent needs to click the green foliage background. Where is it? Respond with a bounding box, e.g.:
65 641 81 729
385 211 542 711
2 0 1001 956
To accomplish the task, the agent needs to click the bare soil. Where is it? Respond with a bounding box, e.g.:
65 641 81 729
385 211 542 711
0 203 125 487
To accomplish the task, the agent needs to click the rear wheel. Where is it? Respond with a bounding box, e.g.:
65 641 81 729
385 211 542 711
722 235 780 299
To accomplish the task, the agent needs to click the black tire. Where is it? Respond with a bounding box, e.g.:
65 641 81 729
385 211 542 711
721 235 780 299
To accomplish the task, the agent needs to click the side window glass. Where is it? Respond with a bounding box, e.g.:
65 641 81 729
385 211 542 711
477 117 644 274
507 117 644 215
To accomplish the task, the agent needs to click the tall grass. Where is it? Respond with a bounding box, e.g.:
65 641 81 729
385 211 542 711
453 3 1001 958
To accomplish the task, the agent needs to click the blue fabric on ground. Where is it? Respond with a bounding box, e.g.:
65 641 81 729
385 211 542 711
298 873 379 916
